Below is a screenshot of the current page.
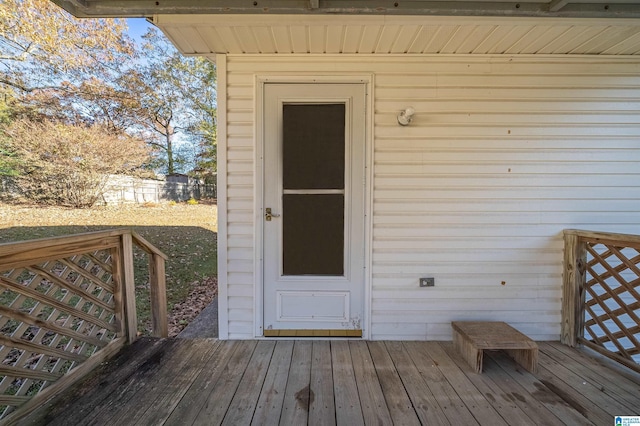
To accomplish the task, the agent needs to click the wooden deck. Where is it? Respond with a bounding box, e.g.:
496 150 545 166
29 338 640 426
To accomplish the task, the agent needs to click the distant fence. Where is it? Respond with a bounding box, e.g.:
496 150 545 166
1 175 217 205
0 175 218 204
102 175 216 205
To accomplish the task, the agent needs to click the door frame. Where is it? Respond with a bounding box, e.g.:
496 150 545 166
254 74 374 338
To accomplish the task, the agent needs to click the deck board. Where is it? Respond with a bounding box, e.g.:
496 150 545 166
28 339 640 426
331 341 364 426
222 341 275 426
309 341 335 426
385 341 450 425
192 340 257 425
405 341 480 425
279 341 312 425
251 341 293 425
163 340 239 425
367 341 421 426
349 341 393 426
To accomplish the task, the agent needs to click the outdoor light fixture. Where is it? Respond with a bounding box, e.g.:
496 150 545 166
397 107 415 126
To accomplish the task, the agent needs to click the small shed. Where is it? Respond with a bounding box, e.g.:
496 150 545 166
55 1 640 341
165 173 190 184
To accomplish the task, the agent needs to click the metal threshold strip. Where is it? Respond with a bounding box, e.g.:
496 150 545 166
264 329 362 337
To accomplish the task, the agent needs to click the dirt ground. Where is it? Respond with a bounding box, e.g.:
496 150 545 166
0 201 218 337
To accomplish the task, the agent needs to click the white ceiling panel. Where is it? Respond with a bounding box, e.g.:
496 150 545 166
327 25 345 53
253 27 278 54
157 15 640 56
342 25 364 53
272 26 294 53
359 25 383 53
290 25 310 53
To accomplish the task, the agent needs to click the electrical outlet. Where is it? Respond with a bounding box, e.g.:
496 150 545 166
420 277 435 287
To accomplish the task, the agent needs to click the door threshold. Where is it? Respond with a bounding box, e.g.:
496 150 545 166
264 329 362 337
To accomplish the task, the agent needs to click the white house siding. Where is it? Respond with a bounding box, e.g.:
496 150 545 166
219 54 640 340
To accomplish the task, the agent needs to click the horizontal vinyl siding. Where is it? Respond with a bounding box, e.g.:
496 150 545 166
223 54 640 340
224 70 255 339
371 56 640 340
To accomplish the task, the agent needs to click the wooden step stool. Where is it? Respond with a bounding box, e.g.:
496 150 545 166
452 321 538 374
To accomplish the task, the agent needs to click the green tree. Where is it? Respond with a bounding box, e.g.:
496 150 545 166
0 141 21 177
0 87 13 125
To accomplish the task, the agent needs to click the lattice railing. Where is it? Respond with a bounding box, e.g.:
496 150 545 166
562 229 640 374
0 230 167 423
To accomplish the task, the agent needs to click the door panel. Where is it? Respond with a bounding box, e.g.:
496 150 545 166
263 83 366 334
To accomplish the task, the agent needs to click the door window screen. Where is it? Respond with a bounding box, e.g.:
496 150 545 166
282 104 345 276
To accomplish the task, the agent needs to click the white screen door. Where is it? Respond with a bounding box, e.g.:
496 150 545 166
263 83 366 335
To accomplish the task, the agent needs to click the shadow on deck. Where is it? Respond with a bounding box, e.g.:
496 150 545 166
28 339 640 425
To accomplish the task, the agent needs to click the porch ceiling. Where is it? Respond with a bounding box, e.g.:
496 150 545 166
51 1 640 56
155 15 640 56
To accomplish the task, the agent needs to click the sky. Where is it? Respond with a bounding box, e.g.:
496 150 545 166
126 18 154 43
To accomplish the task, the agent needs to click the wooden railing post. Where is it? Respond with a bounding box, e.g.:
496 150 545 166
561 230 587 347
121 232 139 344
110 245 125 337
149 253 168 338
131 231 169 338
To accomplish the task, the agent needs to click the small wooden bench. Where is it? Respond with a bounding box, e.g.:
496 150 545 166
452 321 538 374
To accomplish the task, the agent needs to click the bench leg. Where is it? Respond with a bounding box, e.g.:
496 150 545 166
505 348 538 373
453 329 483 373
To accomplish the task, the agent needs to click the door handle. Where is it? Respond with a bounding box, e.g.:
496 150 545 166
265 208 280 221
